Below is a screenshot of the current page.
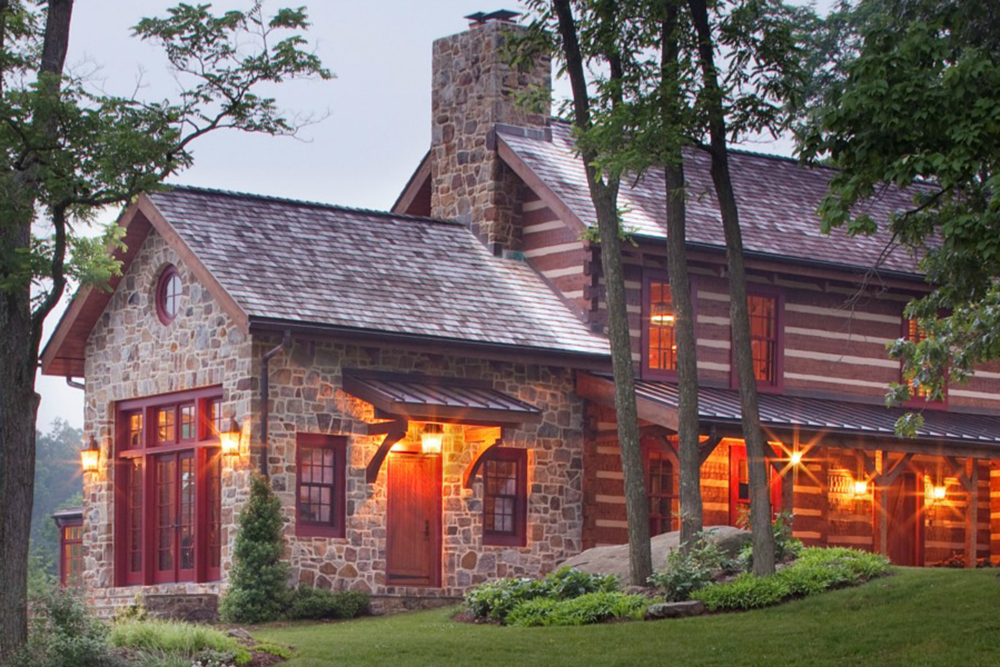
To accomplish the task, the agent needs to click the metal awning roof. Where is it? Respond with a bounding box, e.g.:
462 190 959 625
342 371 542 424
579 373 1000 455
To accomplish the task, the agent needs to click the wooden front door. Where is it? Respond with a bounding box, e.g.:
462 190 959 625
387 453 441 587
885 471 923 566
729 445 783 526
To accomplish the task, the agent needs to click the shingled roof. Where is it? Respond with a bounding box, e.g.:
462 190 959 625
499 121 927 276
146 187 609 357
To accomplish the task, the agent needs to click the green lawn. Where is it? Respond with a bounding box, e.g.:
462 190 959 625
254 568 1000 667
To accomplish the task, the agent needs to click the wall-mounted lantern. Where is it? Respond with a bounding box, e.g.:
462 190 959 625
421 423 444 454
853 479 869 497
80 436 100 475
790 449 803 466
220 417 242 457
930 484 947 504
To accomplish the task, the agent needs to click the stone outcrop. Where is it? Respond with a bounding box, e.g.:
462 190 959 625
559 526 751 578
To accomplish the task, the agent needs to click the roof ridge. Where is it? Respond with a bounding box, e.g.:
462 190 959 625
154 183 464 227
545 117 836 172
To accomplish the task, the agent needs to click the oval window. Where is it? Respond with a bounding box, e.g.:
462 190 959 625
156 265 182 325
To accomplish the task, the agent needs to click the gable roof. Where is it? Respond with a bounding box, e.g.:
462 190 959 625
498 121 928 277
42 186 609 377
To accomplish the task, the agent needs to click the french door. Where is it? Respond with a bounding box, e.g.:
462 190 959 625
154 451 196 583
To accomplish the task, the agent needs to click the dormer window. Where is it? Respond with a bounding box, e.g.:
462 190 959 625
156 265 182 325
643 278 678 377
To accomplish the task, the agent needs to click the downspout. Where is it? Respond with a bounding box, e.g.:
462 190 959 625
66 377 85 390
260 330 292 478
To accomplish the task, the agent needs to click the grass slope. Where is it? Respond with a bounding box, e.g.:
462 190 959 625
253 568 1000 667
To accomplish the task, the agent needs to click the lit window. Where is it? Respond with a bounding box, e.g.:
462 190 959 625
648 281 677 372
157 407 175 445
296 434 346 538
179 404 196 441
60 522 84 587
482 448 527 546
747 294 778 386
646 449 675 537
128 412 144 449
156 266 182 325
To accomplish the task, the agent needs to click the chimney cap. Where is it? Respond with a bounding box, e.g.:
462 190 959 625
465 10 521 26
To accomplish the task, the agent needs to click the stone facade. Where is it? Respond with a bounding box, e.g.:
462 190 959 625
81 229 254 614
256 334 586 600
430 18 550 250
77 225 588 616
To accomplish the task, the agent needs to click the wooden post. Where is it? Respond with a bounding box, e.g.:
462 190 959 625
966 459 979 569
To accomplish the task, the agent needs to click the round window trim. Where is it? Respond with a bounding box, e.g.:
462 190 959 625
155 265 183 325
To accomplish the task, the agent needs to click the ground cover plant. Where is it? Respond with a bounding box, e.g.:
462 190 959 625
464 567 620 624
254 568 1000 667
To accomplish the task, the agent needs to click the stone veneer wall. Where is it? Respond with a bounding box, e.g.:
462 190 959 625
255 334 586 600
430 19 550 250
81 229 253 616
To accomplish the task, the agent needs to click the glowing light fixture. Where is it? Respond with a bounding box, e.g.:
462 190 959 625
650 303 675 326
80 436 100 474
421 423 444 454
932 484 947 502
220 417 242 457
853 480 868 496
790 450 803 466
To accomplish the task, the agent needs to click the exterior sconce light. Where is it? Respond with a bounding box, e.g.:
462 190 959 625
80 436 100 474
853 480 868 497
931 484 947 503
220 417 242 457
421 423 444 454
790 450 803 466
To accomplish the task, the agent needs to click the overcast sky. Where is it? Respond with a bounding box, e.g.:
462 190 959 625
35 0 830 433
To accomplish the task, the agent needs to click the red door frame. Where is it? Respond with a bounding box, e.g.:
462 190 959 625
386 452 442 587
728 444 784 526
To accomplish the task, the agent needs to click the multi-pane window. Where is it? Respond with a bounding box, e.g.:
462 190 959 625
646 449 675 537
905 318 945 402
60 522 84 587
746 293 780 387
647 281 678 372
482 448 527 546
116 387 223 586
728 445 783 526
296 434 346 538
206 398 225 439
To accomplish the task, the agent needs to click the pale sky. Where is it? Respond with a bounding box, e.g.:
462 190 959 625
35 0 831 432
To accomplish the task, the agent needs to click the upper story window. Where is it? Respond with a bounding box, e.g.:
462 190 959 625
296 434 347 538
156 265 182 325
482 448 527 547
643 277 680 379
735 291 783 391
904 318 947 406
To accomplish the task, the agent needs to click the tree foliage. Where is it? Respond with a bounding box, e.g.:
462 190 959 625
798 0 1000 434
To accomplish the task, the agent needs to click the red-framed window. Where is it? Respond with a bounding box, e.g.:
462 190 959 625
295 434 347 538
728 444 783 526
645 279 678 375
155 264 183 325
903 318 947 408
59 520 84 587
645 446 676 537
732 290 784 391
115 386 224 586
482 448 528 547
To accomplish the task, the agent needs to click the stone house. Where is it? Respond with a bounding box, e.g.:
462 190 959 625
42 11 1000 616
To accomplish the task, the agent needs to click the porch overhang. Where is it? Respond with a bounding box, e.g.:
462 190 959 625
343 371 541 483
577 372 1000 460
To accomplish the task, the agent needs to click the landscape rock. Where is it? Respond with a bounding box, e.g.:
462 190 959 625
558 526 751 578
644 600 706 620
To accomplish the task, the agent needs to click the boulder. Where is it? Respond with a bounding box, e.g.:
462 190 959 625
558 526 750 579
644 600 706 620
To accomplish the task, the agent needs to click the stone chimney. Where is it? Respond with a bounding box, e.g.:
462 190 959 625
430 11 551 253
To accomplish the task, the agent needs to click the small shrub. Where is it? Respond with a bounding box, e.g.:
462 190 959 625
464 568 620 623
648 535 736 602
219 474 292 624
109 619 250 664
507 592 649 627
695 573 791 611
285 586 370 620
19 586 119 667
738 511 803 568
110 594 148 624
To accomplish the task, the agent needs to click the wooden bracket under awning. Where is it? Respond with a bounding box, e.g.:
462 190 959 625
364 418 408 484
462 426 504 489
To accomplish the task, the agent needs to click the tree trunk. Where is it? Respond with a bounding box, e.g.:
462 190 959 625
552 0 652 586
687 0 775 575
0 225 42 662
0 2 75 659
661 0 702 550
